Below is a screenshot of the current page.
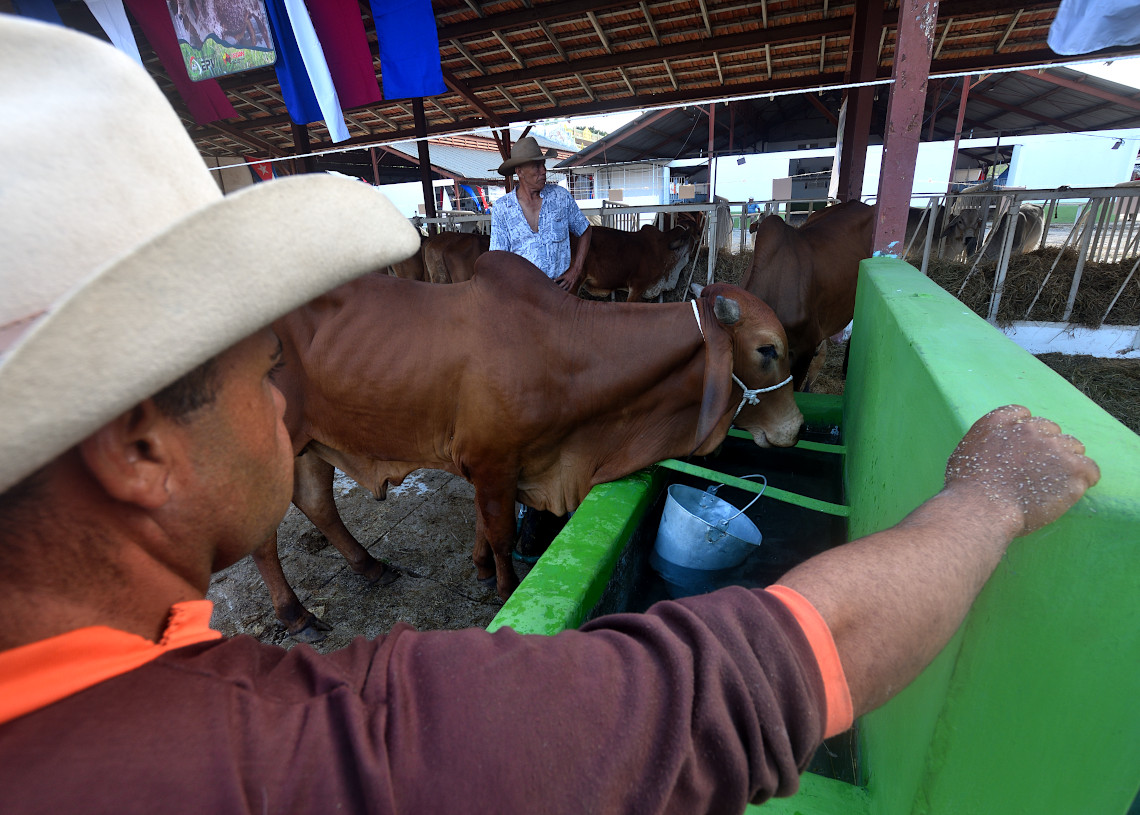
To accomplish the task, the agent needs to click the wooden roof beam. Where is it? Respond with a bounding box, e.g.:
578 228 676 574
995 10 1022 53
494 30 526 68
934 17 954 59
449 39 486 74
567 108 676 165
496 85 523 111
462 16 852 89
1016 69 1140 111
971 90 1078 131
539 21 569 61
587 11 613 54
430 98 459 123
438 0 630 39
577 74 597 101
536 79 558 107
618 66 636 95
697 0 713 37
640 2 660 45
442 67 507 126
199 121 286 157
806 92 840 126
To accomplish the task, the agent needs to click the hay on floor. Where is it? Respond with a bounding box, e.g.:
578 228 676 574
925 248 1140 327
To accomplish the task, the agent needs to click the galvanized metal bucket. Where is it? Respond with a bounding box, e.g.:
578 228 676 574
653 475 766 571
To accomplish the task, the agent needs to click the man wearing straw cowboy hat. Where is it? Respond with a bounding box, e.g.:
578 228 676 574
0 15 1101 814
490 134 596 557
490 134 594 289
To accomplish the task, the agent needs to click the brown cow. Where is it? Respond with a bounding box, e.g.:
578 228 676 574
561 223 697 302
421 231 490 283
743 201 873 391
385 236 427 280
256 251 803 639
385 232 490 283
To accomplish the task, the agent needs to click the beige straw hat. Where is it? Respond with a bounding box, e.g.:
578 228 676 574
496 136 557 175
0 15 420 493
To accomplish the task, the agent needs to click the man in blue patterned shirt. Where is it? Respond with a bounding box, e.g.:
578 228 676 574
490 136 594 558
490 136 593 289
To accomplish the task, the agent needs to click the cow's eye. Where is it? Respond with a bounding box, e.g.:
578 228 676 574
757 345 778 360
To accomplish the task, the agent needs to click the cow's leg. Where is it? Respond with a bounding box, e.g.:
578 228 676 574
790 344 817 391
292 450 398 587
801 341 828 392
251 531 332 642
471 480 521 600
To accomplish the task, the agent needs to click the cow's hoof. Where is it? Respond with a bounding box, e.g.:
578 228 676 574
287 614 333 644
476 574 498 589
362 560 400 587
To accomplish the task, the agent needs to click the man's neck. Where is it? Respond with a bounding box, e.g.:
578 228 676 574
0 464 206 650
518 182 543 203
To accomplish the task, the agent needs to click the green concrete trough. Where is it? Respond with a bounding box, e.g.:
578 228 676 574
490 257 1140 815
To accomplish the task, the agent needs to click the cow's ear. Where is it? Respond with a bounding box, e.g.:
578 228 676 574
694 299 734 452
690 282 704 298
713 295 741 326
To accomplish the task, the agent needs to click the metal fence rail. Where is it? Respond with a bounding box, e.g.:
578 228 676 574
413 187 1139 348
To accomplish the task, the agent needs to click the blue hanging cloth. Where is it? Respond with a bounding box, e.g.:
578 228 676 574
11 0 63 25
262 0 324 126
369 0 446 99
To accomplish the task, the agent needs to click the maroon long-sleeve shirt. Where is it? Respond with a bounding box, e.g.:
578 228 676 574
0 587 847 814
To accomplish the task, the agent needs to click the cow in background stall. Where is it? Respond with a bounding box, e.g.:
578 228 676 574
386 235 427 280
385 232 490 283
257 251 803 640
422 232 490 283
654 197 731 253
562 223 697 301
971 202 1045 260
1111 179 1140 224
905 204 961 260
744 201 874 391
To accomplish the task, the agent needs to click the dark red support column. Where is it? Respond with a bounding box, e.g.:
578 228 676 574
873 0 939 256
291 123 314 175
413 98 438 234
836 0 882 203
946 76 971 193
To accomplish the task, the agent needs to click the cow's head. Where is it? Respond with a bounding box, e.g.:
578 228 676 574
694 283 803 449
943 208 985 258
643 224 700 299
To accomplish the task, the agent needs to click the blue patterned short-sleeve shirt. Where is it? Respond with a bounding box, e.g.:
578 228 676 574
489 183 591 279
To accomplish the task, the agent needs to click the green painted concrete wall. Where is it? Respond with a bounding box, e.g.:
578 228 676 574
846 258 1140 815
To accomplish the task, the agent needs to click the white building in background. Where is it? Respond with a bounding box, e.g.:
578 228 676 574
561 128 1140 209
714 128 1140 204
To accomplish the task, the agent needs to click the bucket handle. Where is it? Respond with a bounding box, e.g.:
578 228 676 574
705 474 767 532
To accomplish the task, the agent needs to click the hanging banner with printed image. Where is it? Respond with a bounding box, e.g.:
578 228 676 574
166 0 277 81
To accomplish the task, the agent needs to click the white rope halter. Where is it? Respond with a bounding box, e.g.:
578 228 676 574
690 299 793 419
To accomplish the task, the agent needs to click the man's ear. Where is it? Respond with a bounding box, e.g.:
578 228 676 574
78 400 178 509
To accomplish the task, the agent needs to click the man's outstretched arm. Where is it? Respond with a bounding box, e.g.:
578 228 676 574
777 405 1100 717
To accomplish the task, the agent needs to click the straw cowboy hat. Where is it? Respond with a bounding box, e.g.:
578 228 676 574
496 136 557 176
0 15 420 493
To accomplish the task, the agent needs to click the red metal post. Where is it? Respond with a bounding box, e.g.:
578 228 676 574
837 0 882 203
707 102 716 200
946 76 971 194
413 98 438 234
873 0 939 256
